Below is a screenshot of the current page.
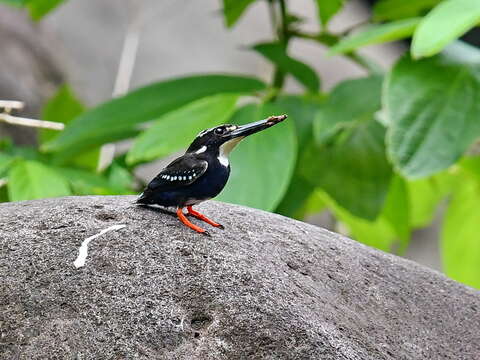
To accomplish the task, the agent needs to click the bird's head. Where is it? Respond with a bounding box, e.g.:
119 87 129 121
186 115 287 157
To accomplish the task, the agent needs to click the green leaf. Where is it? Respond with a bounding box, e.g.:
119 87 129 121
303 120 392 221
222 0 256 27
216 103 297 211
0 184 8 203
107 162 134 191
0 0 28 6
41 85 100 170
127 95 238 165
315 0 345 27
273 95 324 147
275 174 315 219
27 0 65 20
329 18 421 55
382 175 410 251
407 171 454 228
412 0 480 58
317 190 397 252
307 76 391 221
373 0 441 21
271 95 323 218
385 55 480 178
54 167 133 195
43 75 266 156
40 84 85 145
253 43 320 92
0 152 13 177
314 76 383 145
442 175 480 289
8 160 71 201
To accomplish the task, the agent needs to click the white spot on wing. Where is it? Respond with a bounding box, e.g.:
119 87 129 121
195 146 207 154
74 224 126 268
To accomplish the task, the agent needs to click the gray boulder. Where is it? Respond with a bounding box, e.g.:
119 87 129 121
1 196 479 359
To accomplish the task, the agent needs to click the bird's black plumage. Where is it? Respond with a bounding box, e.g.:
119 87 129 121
136 114 287 234
137 152 228 207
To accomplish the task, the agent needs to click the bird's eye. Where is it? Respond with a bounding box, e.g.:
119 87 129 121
214 127 225 135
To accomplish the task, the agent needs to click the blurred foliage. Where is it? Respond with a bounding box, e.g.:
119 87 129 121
1 0 480 289
0 0 66 19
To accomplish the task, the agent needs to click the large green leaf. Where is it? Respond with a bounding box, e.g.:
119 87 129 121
385 55 480 178
382 175 410 251
222 0 256 27
412 0 480 58
40 84 85 145
442 175 480 289
275 174 315 219
407 171 454 228
373 0 441 21
314 76 383 145
306 76 391 220
0 153 13 177
43 75 266 155
216 103 297 211
316 190 397 252
271 95 323 218
40 85 101 170
314 0 345 27
8 160 71 201
127 95 238 165
303 120 392 221
273 95 324 147
253 43 320 92
329 18 421 55
55 167 132 196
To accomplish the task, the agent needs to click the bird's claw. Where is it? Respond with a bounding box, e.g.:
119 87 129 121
216 224 225 230
202 230 212 237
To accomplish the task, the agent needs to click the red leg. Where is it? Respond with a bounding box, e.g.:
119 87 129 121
176 208 210 236
187 206 224 229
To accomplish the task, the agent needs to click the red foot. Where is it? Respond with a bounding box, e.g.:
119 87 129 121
187 206 224 229
176 208 210 236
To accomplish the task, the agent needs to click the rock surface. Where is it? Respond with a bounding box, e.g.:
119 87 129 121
0 196 479 359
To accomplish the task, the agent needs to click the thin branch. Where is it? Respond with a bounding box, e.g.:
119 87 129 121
112 1 143 97
0 100 24 112
0 113 64 130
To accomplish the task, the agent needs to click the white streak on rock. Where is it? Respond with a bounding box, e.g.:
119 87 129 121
74 224 126 268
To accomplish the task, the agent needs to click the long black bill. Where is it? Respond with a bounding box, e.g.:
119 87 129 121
230 114 287 138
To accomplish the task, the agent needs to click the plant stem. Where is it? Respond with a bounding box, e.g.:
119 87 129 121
270 0 289 91
98 0 143 172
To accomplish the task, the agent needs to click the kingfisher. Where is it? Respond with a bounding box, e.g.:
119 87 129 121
137 114 287 236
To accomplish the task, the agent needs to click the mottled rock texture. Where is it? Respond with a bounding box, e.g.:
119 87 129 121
0 196 479 359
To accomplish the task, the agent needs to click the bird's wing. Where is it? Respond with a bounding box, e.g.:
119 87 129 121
144 155 208 192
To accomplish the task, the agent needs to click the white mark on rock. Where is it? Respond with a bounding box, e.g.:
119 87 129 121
74 224 126 268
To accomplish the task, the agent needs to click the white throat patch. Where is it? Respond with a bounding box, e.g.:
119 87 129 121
218 137 244 167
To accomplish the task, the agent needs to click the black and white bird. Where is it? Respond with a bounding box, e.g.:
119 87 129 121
137 114 287 235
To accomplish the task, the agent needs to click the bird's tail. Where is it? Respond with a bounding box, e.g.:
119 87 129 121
135 192 151 204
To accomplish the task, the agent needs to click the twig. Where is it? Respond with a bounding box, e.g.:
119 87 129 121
98 0 143 172
0 100 24 112
0 113 64 130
